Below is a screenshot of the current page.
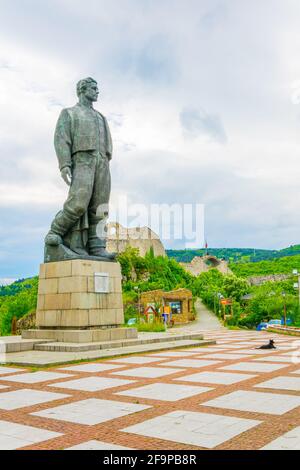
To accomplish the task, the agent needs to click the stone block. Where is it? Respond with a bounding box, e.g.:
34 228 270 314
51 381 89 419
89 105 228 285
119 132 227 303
39 263 46 279
37 295 45 310
45 261 72 278
44 293 71 310
106 293 123 309
22 329 36 339
43 310 61 328
89 309 121 327
87 276 94 293
70 292 101 309
91 329 112 342
6 342 20 353
58 276 87 294
88 309 106 326
116 309 125 324
70 260 103 277
59 310 89 328
62 330 93 343
126 328 138 339
39 278 58 295
71 259 121 277
22 329 59 340
36 310 44 326
113 278 122 293
110 328 130 341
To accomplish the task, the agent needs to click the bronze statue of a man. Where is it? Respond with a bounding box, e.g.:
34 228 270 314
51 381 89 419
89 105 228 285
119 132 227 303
45 77 115 262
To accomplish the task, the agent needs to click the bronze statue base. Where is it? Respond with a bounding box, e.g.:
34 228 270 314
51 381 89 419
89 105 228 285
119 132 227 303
44 243 115 263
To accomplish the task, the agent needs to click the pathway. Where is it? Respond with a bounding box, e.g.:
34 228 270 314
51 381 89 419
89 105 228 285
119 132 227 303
193 298 224 331
0 329 299 450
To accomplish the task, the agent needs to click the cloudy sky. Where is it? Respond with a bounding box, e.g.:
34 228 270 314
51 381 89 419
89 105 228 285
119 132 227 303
1 0 300 280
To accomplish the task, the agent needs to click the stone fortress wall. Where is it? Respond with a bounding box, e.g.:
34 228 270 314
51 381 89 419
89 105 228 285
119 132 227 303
107 222 166 257
180 255 232 276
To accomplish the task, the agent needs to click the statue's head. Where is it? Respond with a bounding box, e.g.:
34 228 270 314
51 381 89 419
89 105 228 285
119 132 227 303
76 77 99 102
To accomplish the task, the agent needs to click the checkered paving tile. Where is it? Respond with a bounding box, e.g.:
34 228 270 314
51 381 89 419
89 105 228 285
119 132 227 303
202 390 300 415
108 356 163 364
122 410 261 449
0 329 299 450
177 371 256 385
0 420 62 449
220 362 289 373
255 376 300 391
111 366 181 378
59 363 124 373
49 376 135 392
199 353 252 360
0 389 70 410
116 383 213 401
66 440 134 450
254 356 295 363
261 426 300 450
32 398 151 425
0 367 26 376
148 351 200 357
0 371 73 384
161 359 221 368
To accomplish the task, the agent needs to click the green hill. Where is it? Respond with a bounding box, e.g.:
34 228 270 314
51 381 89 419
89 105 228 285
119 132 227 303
166 245 300 263
230 254 300 278
1 248 300 334
0 277 38 335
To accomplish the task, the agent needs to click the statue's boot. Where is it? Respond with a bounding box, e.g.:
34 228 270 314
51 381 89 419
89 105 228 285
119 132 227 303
88 224 116 260
67 229 89 256
45 210 79 246
69 244 89 256
44 231 63 246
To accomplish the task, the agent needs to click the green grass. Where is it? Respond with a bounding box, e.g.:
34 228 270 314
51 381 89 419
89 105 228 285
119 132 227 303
136 322 166 332
267 328 300 337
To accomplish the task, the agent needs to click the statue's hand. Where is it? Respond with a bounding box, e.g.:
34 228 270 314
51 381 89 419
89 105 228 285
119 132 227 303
61 167 72 186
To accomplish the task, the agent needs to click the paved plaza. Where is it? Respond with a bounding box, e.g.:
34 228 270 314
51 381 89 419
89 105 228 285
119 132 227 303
0 329 300 450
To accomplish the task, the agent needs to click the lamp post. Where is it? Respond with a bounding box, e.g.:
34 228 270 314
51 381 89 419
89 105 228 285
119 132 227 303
217 293 224 317
134 286 141 320
217 292 224 316
292 269 299 304
282 291 286 326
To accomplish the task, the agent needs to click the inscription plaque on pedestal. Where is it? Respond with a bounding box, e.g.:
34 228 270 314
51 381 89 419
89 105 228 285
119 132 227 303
94 272 109 293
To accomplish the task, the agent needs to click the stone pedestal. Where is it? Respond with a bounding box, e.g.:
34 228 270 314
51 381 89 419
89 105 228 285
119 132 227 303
23 259 137 343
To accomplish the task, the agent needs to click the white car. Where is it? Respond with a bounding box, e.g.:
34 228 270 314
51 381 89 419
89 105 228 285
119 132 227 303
266 319 282 328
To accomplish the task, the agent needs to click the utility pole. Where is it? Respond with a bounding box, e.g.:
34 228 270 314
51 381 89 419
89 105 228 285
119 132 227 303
282 291 286 326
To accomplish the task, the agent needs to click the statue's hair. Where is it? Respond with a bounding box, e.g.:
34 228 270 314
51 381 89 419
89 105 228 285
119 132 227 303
76 77 97 97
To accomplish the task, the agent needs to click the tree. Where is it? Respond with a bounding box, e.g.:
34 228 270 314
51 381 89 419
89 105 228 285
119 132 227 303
222 276 249 302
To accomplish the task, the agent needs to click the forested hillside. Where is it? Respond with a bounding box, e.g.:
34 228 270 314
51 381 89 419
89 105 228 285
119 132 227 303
167 245 300 263
0 277 38 335
2 246 300 335
230 254 300 278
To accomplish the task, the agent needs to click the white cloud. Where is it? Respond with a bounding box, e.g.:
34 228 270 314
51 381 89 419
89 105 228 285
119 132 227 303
1 0 300 277
0 278 17 286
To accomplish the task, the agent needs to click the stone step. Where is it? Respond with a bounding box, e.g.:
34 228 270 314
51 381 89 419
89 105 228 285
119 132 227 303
34 334 211 352
22 327 137 343
3 338 217 366
0 336 53 353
